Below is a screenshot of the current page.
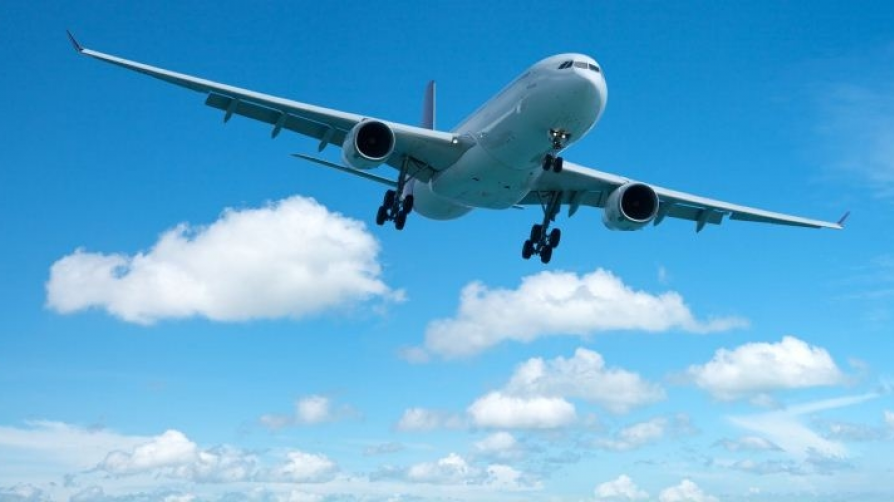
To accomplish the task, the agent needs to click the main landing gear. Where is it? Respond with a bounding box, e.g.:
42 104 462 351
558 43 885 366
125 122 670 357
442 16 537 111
522 191 563 264
375 157 414 230
542 129 571 173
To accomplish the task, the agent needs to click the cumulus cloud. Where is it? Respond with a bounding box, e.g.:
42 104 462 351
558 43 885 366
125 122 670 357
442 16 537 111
46 196 399 324
406 453 476 485
418 269 746 358
272 451 337 483
100 430 198 475
505 348 665 414
596 415 693 451
396 408 465 432
467 392 576 430
379 452 534 490
473 432 523 461
260 395 357 429
594 474 649 500
658 479 718 502
687 336 845 400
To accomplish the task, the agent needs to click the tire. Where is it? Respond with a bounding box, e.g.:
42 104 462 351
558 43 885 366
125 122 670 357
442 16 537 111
549 228 561 248
522 240 534 260
540 244 553 264
383 190 396 208
553 156 564 173
375 206 387 226
530 224 543 242
403 194 414 214
395 211 407 230
542 154 553 171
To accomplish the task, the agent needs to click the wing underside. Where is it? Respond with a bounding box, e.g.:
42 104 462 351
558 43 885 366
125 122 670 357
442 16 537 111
524 161 844 231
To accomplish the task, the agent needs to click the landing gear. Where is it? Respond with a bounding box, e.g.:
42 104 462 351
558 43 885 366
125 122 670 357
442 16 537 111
542 129 571 173
521 191 563 264
375 157 415 230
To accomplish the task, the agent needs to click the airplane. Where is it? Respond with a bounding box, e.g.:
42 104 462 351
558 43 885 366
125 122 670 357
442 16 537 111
66 32 845 264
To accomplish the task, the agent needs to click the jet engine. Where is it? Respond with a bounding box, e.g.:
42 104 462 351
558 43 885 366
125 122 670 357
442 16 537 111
602 182 660 231
341 120 396 170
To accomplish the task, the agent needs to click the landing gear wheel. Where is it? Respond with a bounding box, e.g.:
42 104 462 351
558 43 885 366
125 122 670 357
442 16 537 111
530 224 543 242
522 240 534 260
542 154 554 171
383 190 396 208
395 211 407 230
540 245 553 264
375 206 387 226
549 228 561 248
403 194 414 214
552 156 564 173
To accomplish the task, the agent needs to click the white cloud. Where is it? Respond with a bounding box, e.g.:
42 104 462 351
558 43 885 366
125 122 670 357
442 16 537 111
46 196 398 324
0 421 148 476
729 393 878 460
407 453 476 484
594 474 649 500
715 436 781 452
467 392 576 430
273 451 337 483
473 432 522 460
100 430 198 475
687 336 845 400
505 348 664 414
885 410 894 428
596 416 692 451
260 395 354 430
658 479 718 502
396 408 465 432
419 269 746 358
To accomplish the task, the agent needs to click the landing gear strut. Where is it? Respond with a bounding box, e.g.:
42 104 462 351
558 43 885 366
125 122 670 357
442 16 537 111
376 157 414 230
542 129 571 173
522 191 563 264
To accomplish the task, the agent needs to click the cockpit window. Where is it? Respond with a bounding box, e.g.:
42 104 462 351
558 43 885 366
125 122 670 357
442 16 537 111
559 60 601 73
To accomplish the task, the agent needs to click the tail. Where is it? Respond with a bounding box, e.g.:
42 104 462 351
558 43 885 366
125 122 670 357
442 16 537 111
421 80 436 130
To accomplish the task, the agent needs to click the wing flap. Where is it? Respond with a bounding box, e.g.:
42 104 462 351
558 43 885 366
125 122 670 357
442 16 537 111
205 93 347 144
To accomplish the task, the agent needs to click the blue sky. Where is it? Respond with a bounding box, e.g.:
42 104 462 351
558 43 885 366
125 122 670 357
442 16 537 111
2 1 894 500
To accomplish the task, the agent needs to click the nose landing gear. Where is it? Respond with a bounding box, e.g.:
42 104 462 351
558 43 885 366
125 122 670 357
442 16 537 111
542 129 571 173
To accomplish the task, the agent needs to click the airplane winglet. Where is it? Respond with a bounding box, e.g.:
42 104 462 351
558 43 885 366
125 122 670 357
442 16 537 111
66 30 84 53
837 210 851 228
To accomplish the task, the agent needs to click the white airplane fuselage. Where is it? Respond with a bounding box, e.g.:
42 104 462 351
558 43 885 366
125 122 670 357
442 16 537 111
410 54 608 220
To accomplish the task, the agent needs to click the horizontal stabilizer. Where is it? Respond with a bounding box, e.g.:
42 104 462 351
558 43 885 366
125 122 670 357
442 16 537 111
292 154 397 187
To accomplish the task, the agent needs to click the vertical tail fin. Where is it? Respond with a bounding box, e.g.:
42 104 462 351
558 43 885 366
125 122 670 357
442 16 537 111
421 80 436 130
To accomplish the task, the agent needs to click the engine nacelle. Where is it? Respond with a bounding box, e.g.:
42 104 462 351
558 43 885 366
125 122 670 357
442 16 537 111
341 120 396 170
602 182 660 231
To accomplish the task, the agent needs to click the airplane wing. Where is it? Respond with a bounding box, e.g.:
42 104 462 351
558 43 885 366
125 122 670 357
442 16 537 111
523 160 845 231
66 32 471 181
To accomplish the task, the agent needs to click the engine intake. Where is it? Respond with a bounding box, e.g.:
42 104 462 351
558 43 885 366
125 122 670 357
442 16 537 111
342 120 396 170
602 182 660 231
